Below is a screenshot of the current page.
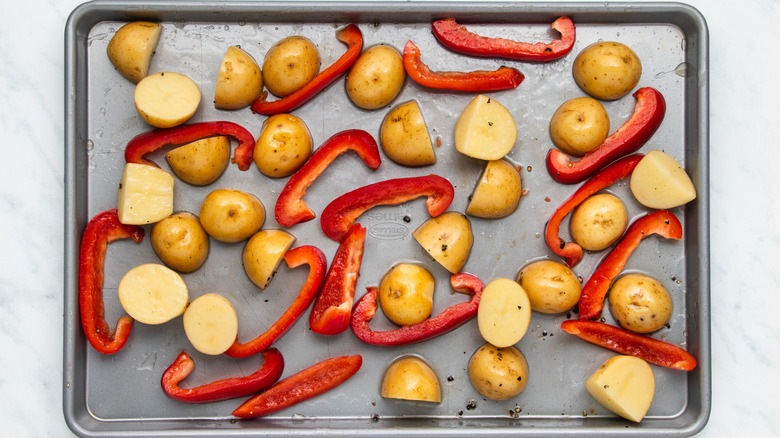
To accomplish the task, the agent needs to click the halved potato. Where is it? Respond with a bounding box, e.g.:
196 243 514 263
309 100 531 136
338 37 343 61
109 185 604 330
263 36 321 98
106 21 162 84
477 278 531 347
165 136 230 186
242 229 296 290
468 343 529 401
380 100 436 166
630 150 697 209
116 163 174 225
182 293 238 355
381 356 441 403
117 263 189 325
466 159 522 219
455 95 517 160
586 355 655 422
378 263 435 326
214 46 264 110
134 71 201 128
253 113 313 178
151 211 209 273
413 212 473 274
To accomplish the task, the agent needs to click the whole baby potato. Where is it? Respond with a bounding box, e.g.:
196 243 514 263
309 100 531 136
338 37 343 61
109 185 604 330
346 44 405 110
151 211 209 273
381 356 441 403
466 159 522 219
378 263 435 326
380 100 436 166
262 36 321 97
570 193 628 251
608 274 672 333
106 21 162 84
573 41 642 101
165 136 230 186
549 97 610 156
468 343 529 401
516 260 581 314
214 46 264 110
253 113 313 178
199 188 265 243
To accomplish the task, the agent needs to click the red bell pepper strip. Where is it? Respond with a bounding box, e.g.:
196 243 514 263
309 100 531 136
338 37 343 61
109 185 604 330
402 41 524 92
351 273 484 346
250 24 363 115
432 17 576 62
79 209 144 354
546 87 666 184
561 320 697 371
232 355 363 418
275 129 381 227
545 154 644 267
124 121 256 171
320 175 455 242
578 210 683 320
225 245 327 358
309 224 366 335
161 348 284 403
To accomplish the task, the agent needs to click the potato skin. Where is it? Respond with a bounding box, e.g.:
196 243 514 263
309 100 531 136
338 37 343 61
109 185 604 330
516 260 581 314
165 136 230 186
573 41 642 101
263 36 320 97
106 21 162 84
380 100 435 166
199 189 265 243
151 212 210 273
466 159 522 219
413 212 473 274
378 263 435 326
346 44 405 110
242 229 296 290
381 356 441 403
468 343 529 401
570 193 628 251
253 114 313 178
608 274 672 333
214 46 264 110
549 97 610 156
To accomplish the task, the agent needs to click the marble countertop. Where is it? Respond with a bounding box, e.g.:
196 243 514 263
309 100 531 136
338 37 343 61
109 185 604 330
2 0 778 436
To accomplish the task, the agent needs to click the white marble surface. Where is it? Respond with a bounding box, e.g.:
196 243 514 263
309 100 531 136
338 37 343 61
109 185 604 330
1 0 778 436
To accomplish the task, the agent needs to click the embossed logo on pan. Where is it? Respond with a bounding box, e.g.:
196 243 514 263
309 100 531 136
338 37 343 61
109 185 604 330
368 222 409 240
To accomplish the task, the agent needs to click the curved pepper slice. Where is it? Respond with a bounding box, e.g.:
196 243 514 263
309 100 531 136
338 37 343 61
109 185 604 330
546 87 666 184
161 348 284 403
578 210 683 320
232 354 363 418
432 17 575 62
124 121 256 171
561 320 697 371
320 175 455 242
351 273 484 346
250 24 363 115
275 129 381 227
225 245 327 358
79 209 144 354
402 41 524 92
309 224 366 335
545 154 644 267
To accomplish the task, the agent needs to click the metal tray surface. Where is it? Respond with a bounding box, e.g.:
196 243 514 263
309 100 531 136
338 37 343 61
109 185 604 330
64 1 710 436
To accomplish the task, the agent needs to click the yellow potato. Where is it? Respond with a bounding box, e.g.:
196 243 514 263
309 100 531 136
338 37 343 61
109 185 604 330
253 113 313 178
573 41 642 101
134 71 201 128
242 229 296 290
381 356 441 403
346 44 405 110
165 136 230 186
378 263 435 326
413 212 473 274
608 274 672 333
477 278 531 347
379 100 436 166
106 21 162 84
182 293 238 355
454 95 517 160
466 159 522 219
586 355 655 422
262 36 321 97
468 343 529 401
116 163 174 225
214 46 264 110
199 188 265 243
117 263 189 325
516 260 581 314
570 193 628 251
549 97 610 156
151 212 209 273
630 150 697 209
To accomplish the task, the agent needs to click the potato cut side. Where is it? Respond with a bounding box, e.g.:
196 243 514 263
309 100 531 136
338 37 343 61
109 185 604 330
106 21 162 84
381 357 441 403
380 100 436 166
630 150 697 209
165 135 230 186
586 355 655 422
455 95 517 160
413 212 473 274
242 229 296 290
118 263 189 325
183 293 239 355
466 159 522 219
134 71 201 128
214 46 264 110
477 278 531 347
117 163 174 225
